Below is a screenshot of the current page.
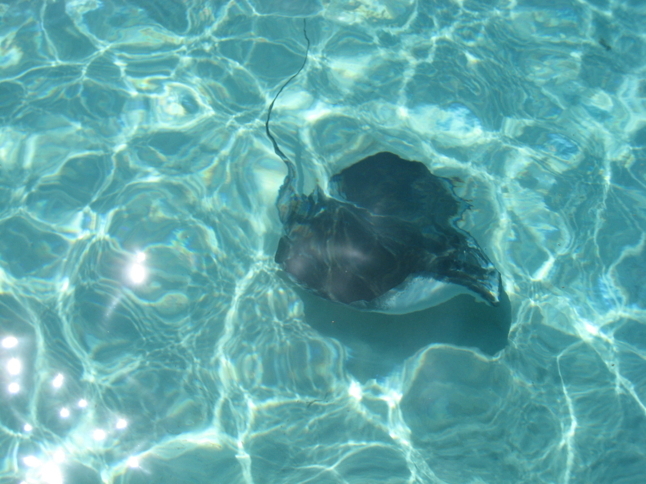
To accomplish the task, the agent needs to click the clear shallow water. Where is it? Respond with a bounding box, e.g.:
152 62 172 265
1 0 645 483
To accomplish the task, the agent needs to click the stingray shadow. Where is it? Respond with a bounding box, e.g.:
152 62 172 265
293 282 511 382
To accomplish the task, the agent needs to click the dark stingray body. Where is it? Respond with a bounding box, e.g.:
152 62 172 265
276 188 425 304
275 152 502 309
264 25 500 312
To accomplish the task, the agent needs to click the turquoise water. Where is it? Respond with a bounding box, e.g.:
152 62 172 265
1 0 646 483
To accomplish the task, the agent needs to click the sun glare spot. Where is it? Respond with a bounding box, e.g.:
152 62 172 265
23 455 41 467
128 263 147 285
7 357 21 375
41 462 63 484
2 336 18 348
53 449 65 463
52 373 64 388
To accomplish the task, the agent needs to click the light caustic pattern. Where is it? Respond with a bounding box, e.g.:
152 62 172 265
0 0 646 483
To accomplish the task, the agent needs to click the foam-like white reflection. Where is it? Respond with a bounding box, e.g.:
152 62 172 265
59 408 70 418
583 321 599 336
8 382 20 394
93 429 106 441
78 399 88 408
349 381 362 401
7 357 21 375
383 390 403 409
235 439 250 460
2 336 18 348
127 456 140 468
52 373 64 388
116 418 128 429
24 423 32 432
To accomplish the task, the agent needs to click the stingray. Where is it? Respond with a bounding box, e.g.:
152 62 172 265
265 24 502 314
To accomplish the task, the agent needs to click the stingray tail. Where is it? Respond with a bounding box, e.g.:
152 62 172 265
265 19 311 224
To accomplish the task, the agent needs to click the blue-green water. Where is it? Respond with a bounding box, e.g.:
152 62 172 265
1 0 646 483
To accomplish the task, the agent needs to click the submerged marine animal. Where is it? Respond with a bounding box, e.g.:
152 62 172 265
266 24 502 314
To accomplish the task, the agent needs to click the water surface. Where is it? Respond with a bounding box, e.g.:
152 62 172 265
1 0 646 483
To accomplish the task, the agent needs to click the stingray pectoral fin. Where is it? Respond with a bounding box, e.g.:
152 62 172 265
429 243 502 307
464 268 502 306
355 275 477 314
275 236 291 264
